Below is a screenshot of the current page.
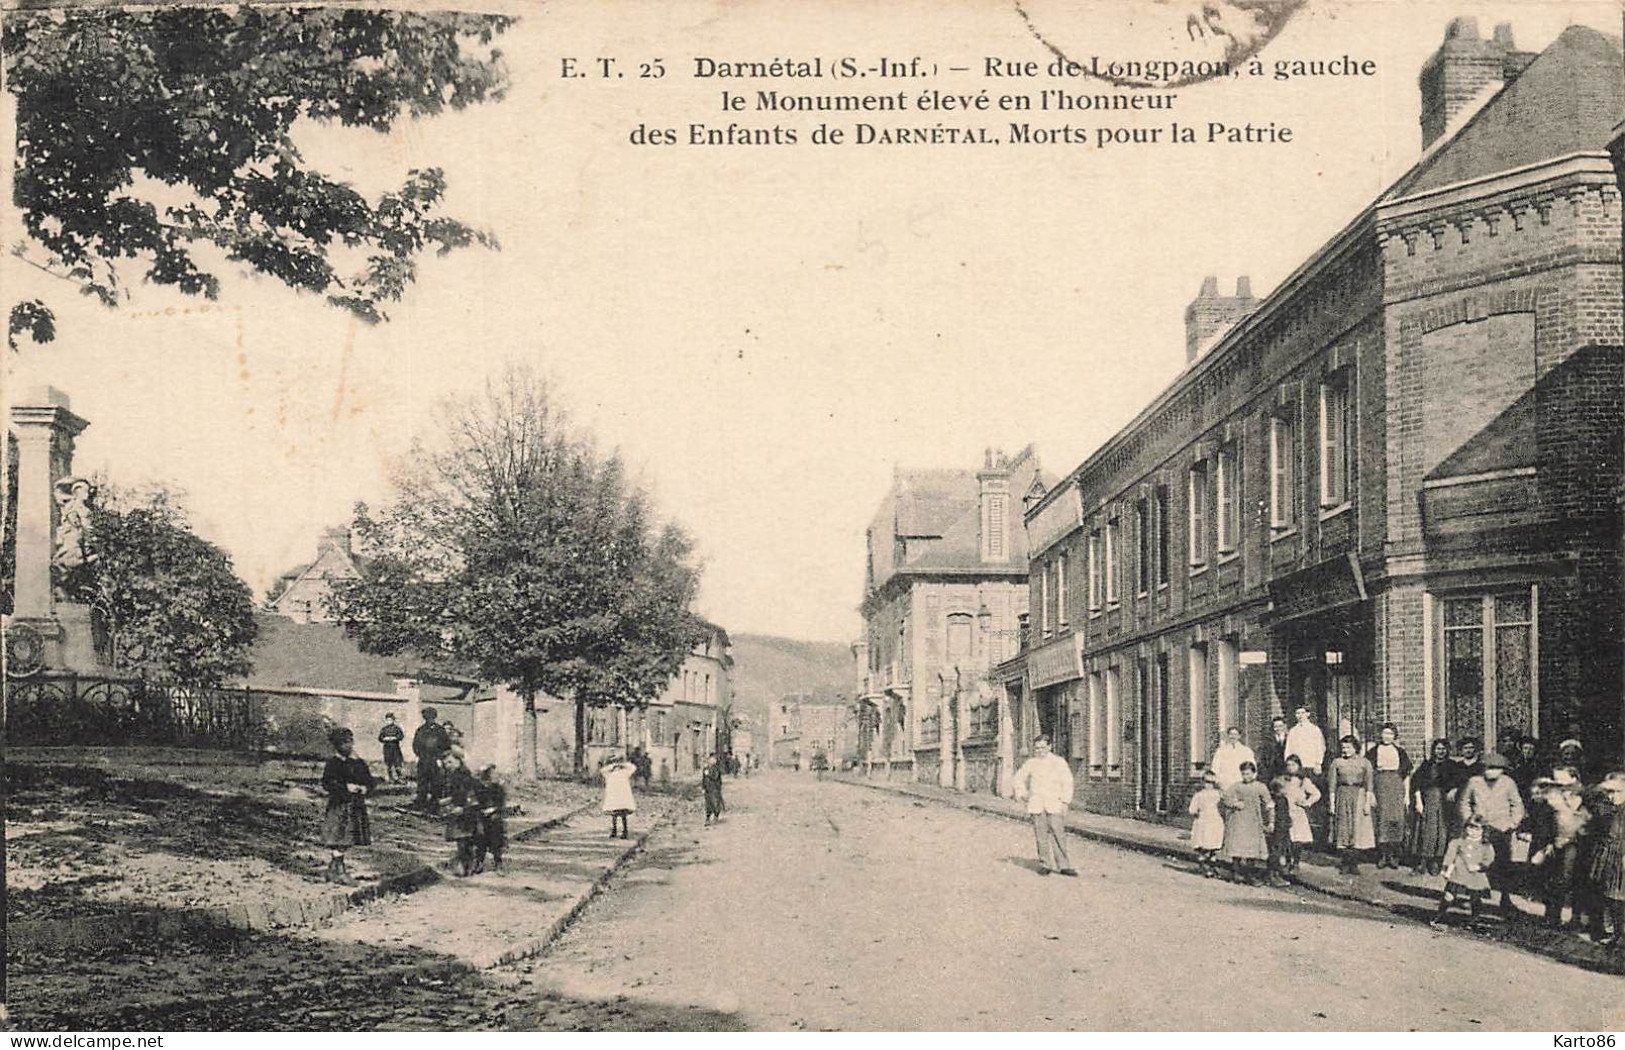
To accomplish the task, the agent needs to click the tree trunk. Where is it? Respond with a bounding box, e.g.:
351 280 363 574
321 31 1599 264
573 694 587 779
520 687 538 781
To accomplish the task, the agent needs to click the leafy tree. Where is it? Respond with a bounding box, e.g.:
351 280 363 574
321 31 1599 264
330 368 705 777
63 483 258 685
3 6 513 349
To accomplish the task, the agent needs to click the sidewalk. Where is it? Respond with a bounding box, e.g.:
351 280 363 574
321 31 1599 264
4 746 602 952
317 792 687 970
832 773 1623 973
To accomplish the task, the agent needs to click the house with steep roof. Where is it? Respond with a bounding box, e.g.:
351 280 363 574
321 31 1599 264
265 526 359 624
855 446 1049 790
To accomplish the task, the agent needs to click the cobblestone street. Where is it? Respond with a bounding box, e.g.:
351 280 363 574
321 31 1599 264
9 773 1625 1030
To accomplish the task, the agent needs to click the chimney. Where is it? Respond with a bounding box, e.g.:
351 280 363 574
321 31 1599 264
978 449 1013 564
1184 276 1259 363
317 525 352 559
1419 19 1534 150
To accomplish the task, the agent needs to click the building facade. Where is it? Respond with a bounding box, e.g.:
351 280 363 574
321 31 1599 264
1000 21 1623 820
584 620 733 780
857 447 1046 792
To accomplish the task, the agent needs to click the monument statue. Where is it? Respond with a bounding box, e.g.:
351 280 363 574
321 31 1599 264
52 475 97 572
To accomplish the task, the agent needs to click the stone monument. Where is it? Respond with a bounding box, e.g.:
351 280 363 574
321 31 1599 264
5 386 104 675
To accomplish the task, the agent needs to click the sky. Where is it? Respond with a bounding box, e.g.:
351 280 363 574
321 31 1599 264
2 0 1619 644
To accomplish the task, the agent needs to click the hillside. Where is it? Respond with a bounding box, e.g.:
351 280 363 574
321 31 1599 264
727 633 852 731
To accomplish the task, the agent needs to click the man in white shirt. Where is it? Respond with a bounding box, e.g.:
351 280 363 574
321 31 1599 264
1285 705 1327 774
1013 737 1078 877
1208 727 1256 789
1285 704 1329 844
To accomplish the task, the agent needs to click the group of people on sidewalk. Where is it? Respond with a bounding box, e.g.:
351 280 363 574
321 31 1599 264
1194 709 1625 951
316 710 509 886
1011 709 1625 964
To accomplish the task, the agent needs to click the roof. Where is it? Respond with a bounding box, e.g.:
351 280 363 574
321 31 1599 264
1029 25 1623 521
867 447 1052 591
1387 26 1623 200
244 613 468 700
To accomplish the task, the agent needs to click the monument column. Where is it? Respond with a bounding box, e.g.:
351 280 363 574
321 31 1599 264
8 387 91 672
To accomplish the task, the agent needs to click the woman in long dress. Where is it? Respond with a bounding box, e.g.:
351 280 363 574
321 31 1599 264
1328 735 1375 874
601 752 637 839
1365 723 1413 869
1409 738 1459 875
1220 761 1274 885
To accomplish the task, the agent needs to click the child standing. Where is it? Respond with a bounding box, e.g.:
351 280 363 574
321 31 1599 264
1432 816 1495 928
1220 761 1275 884
701 755 726 827
1271 755 1322 876
601 752 637 839
1188 771 1225 877
377 713 406 783
1583 771 1625 961
1529 769 1590 929
320 727 374 886
476 765 508 874
442 751 483 876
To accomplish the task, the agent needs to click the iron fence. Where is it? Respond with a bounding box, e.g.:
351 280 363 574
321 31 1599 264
3 674 263 750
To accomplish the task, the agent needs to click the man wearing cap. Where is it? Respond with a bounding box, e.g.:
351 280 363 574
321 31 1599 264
1458 750 1527 916
1013 737 1078 877
412 707 451 813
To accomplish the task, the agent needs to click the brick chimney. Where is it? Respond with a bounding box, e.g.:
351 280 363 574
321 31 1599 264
316 525 352 559
978 447 1013 564
1419 19 1535 150
1184 276 1258 363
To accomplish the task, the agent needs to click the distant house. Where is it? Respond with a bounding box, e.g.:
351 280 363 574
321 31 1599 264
265 526 359 624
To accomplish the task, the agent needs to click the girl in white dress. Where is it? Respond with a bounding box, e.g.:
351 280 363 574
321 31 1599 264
1188 770 1225 878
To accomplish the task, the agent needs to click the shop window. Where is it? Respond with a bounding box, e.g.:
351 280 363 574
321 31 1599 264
1216 637 1238 738
1441 589 1537 744
1088 672 1105 770
1188 643 1209 769
1105 666 1121 772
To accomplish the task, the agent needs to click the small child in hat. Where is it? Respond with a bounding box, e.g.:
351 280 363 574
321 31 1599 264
320 727 374 885
476 764 508 874
1188 770 1224 878
1432 816 1494 928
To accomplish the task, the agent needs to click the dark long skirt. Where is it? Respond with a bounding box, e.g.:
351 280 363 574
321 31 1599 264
1373 770 1407 845
323 797 371 847
1410 786 1450 859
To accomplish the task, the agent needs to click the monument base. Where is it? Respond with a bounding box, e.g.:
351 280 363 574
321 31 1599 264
4 604 111 676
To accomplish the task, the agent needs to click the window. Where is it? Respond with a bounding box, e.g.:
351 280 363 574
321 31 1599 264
1188 462 1209 568
1270 411 1298 529
1155 484 1171 587
1056 553 1069 626
1105 667 1121 770
1216 446 1240 554
1135 499 1151 595
1039 567 1050 636
1442 589 1537 744
655 709 667 743
1088 672 1106 769
1087 531 1101 612
1105 518 1120 604
1216 638 1238 739
1188 644 1209 768
1319 373 1352 508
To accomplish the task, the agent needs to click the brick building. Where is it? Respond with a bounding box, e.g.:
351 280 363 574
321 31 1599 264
856 446 1048 791
998 20 1623 820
